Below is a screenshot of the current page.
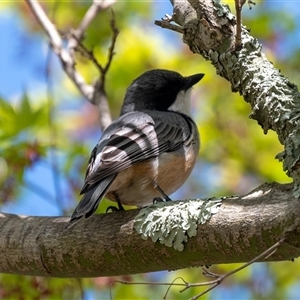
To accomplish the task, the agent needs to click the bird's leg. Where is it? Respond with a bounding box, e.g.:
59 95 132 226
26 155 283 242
153 181 172 203
106 193 125 213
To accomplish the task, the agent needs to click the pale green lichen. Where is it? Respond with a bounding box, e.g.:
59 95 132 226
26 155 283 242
134 198 222 251
212 0 235 21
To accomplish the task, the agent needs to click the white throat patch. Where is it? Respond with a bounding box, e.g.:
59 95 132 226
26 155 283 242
168 88 192 117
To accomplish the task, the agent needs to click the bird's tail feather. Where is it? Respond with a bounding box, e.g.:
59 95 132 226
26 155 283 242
65 174 116 229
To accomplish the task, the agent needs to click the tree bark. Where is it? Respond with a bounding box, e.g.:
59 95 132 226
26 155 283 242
161 0 300 193
0 183 299 278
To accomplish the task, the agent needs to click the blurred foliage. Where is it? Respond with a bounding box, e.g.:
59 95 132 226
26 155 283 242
0 0 299 299
0 95 49 203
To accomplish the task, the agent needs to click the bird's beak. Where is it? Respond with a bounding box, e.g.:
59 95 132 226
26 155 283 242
184 73 205 90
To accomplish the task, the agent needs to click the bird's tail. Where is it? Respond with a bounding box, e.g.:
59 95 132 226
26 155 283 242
65 175 116 229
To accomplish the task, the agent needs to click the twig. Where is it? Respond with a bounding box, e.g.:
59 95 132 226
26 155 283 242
73 0 116 43
111 237 285 300
155 13 183 34
81 10 118 130
189 237 286 299
25 0 115 131
155 20 184 34
234 0 246 50
70 10 118 131
91 80 112 131
100 11 119 87
163 277 188 299
74 43 103 72
25 0 94 100
235 0 256 50
73 11 119 88
68 0 116 62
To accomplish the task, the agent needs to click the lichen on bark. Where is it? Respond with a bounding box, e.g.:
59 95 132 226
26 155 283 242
134 199 222 251
165 0 300 195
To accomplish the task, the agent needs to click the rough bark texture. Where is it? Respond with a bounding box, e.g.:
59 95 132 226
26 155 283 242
0 183 300 278
168 0 300 193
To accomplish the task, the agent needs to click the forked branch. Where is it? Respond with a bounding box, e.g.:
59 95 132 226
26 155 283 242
25 0 117 131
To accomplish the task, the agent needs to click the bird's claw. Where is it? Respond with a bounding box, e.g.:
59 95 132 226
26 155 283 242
106 206 119 213
152 196 172 204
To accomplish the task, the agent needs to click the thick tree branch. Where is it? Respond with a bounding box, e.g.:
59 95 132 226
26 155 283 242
0 183 299 278
158 0 300 195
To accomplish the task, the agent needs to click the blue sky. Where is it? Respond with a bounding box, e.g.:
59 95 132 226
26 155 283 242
0 9 57 215
0 9 48 100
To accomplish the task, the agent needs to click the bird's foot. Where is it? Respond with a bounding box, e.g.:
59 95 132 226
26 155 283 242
152 195 172 204
106 206 120 213
106 196 125 213
164 195 172 202
153 182 172 202
153 197 163 204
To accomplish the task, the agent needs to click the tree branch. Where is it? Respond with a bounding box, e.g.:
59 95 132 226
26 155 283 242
154 14 184 34
72 0 116 44
25 0 93 100
234 0 246 50
0 183 299 278
25 0 115 131
71 12 119 131
157 0 300 195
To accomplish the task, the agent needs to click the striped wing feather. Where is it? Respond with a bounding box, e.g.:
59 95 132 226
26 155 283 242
81 111 190 193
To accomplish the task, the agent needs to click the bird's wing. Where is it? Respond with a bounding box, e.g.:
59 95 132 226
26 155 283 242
81 111 192 193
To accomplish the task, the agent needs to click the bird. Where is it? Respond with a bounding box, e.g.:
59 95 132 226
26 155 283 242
66 69 204 229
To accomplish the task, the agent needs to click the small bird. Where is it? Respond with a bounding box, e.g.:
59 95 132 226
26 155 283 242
67 69 204 229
